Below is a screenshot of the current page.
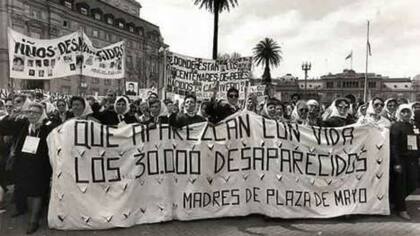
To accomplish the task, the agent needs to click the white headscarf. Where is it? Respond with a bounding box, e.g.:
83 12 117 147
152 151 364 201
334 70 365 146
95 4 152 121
114 96 130 115
290 100 308 124
323 99 348 120
396 104 412 122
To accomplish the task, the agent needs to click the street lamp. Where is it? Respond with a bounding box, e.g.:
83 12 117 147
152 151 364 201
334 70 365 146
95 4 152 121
302 62 312 97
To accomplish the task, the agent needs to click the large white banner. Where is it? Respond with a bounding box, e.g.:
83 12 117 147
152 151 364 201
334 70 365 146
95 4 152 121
166 52 253 100
8 28 125 80
81 32 125 79
8 28 82 79
47 111 390 230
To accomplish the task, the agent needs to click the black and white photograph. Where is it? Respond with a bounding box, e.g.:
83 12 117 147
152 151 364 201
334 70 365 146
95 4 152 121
1 0 420 236
125 81 138 96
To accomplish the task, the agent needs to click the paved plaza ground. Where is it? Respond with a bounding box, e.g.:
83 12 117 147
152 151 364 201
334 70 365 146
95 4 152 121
1 190 420 236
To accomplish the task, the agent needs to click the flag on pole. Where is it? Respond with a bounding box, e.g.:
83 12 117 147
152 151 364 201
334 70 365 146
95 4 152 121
367 40 372 56
345 51 353 60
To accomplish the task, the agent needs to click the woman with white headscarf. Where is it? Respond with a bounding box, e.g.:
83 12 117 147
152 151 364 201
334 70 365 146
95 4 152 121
260 97 279 120
290 100 309 125
93 96 137 126
381 98 398 123
322 98 355 127
307 99 322 126
389 104 419 220
357 97 391 129
0 102 58 233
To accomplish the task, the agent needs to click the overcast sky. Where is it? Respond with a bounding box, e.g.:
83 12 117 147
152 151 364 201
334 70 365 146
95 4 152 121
140 0 420 80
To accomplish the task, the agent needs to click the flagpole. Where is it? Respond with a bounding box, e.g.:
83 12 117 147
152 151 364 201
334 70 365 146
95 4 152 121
350 50 353 70
363 21 370 103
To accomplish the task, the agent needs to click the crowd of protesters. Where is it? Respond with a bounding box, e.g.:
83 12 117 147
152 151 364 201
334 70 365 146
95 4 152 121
0 86 419 233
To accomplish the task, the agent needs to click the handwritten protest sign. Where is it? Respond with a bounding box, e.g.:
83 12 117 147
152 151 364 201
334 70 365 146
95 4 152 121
8 28 125 80
47 111 389 230
166 52 253 100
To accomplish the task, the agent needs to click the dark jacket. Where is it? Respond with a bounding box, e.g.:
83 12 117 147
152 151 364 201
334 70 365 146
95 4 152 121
0 117 58 196
92 110 138 126
206 99 240 124
322 116 355 127
169 113 206 129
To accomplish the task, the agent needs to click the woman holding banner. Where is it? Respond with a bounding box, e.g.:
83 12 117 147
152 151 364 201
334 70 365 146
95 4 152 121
322 98 355 127
0 102 58 234
390 104 419 220
357 97 391 129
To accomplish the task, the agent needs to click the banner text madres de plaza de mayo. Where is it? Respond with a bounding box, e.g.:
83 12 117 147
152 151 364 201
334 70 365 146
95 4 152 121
47 111 389 230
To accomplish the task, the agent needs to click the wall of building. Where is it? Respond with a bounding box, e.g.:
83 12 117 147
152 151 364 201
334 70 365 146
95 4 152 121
0 0 164 95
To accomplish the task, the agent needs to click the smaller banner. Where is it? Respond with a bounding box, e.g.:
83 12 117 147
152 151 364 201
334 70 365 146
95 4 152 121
166 52 253 100
8 28 82 79
81 33 125 79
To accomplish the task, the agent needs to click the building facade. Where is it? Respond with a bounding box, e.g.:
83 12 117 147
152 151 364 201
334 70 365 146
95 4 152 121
0 0 165 95
264 70 415 104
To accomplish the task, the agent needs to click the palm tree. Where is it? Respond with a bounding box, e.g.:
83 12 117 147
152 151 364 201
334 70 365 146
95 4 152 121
193 0 238 59
253 38 282 85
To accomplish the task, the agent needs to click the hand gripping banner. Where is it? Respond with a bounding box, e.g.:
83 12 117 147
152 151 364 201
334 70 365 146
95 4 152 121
47 111 389 230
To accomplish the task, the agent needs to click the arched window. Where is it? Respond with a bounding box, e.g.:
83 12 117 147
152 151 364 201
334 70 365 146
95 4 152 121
116 18 126 29
62 0 74 9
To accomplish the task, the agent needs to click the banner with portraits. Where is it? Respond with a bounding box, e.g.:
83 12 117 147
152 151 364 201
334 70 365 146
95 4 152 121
47 111 389 230
8 28 125 80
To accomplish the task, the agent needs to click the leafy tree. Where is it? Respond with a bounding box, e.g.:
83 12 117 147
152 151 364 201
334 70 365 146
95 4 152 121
193 0 239 59
253 38 282 84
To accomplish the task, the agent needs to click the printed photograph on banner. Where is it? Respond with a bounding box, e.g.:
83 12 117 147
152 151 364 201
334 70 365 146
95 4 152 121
81 32 125 79
8 28 82 80
125 81 138 96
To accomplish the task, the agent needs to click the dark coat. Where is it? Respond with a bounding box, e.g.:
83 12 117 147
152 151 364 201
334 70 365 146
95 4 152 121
169 113 206 129
92 110 138 126
322 116 355 127
0 117 58 196
206 99 240 124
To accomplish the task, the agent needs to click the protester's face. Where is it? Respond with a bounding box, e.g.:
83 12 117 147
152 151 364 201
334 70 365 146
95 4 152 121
87 98 95 106
27 106 43 124
387 101 397 113
292 96 299 103
172 103 180 114
227 92 239 105
13 97 24 110
372 99 384 114
107 93 116 103
149 102 161 117
308 104 318 114
246 99 255 111
139 103 149 115
27 94 34 101
200 104 208 117
115 100 127 114
298 106 309 119
5 101 13 114
57 101 67 113
275 105 283 116
184 98 196 113
337 101 349 116
400 109 412 122
72 100 85 117
267 104 277 117
360 105 367 116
